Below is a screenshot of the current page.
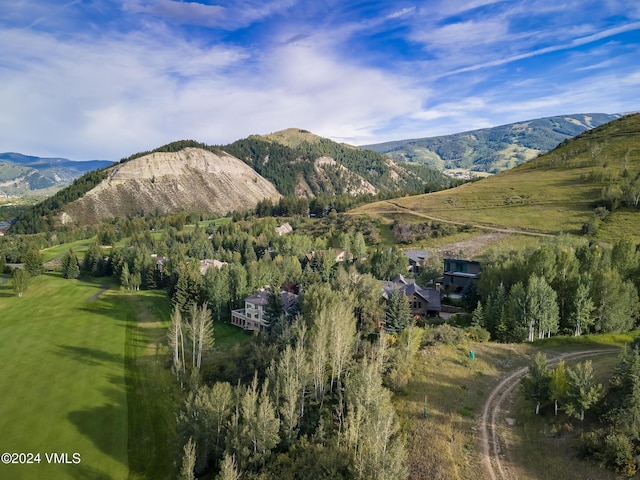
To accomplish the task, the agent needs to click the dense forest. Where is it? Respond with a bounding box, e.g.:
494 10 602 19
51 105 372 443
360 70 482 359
471 236 640 342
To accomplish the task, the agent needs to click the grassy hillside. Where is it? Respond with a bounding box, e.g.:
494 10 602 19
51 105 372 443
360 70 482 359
364 113 619 174
352 114 640 240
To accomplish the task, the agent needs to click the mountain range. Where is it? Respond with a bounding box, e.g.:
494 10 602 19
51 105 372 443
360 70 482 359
0 152 113 198
7 112 630 234
9 132 454 233
364 113 620 174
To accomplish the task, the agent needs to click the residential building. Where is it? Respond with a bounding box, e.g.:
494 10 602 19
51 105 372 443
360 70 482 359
231 288 299 332
443 258 480 292
199 258 228 275
382 274 441 317
275 222 293 236
403 250 431 272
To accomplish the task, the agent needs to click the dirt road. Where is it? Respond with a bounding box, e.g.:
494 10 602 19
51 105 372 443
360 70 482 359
479 349 618 480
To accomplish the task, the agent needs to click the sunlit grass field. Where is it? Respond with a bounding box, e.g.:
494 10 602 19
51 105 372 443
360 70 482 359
0 273 129 480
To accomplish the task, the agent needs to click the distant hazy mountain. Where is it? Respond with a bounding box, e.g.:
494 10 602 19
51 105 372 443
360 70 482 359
0 152 113 197
363 113 620 174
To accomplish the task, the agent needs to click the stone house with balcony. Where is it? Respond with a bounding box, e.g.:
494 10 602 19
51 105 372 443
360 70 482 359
231 287 299 332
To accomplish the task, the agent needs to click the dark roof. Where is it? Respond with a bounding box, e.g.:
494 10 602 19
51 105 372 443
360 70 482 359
246 288 299 309
444 258 480 265
246 289 269 306
404 250 432 264
382 277 441 311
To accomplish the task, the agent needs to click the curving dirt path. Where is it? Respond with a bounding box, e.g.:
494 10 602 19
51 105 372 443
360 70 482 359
480 348 619 480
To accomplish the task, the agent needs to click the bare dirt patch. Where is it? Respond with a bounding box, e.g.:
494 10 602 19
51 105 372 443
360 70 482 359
436 232 508 258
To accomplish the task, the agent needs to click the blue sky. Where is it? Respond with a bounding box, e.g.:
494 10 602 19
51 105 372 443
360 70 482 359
0 0 639 160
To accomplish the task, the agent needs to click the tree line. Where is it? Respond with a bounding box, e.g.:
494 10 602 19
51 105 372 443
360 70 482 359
472 237 639 342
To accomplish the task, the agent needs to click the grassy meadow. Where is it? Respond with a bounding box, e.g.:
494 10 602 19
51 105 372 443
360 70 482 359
352 114 640 242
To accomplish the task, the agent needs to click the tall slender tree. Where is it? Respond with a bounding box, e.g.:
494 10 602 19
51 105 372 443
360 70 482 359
12 268 29 298
521 352 551 414
565 360 603 421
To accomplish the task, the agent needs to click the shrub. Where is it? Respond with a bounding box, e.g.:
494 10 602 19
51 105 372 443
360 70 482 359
422 324 466 346
465 325 490 342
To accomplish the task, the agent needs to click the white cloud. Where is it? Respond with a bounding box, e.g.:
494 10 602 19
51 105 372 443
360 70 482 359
0 25 430 159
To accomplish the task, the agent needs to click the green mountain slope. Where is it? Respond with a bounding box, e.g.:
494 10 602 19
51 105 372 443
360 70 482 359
222 128 453 196
364 113 620 174
353 113 640 240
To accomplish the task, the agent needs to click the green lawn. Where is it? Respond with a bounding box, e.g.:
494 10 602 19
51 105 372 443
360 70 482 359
0 273 128 480
41 237 98 262
0 271 249 480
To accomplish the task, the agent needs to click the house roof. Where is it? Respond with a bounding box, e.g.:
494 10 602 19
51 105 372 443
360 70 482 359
382 276 441 311
246 288 299 310
444 258 480 265
275 222 293 236
199 258 228 275
246 289 269 306
403 250 431 264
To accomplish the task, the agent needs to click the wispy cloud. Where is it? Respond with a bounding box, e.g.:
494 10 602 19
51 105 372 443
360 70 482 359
123 0 297 30
0 0 638 158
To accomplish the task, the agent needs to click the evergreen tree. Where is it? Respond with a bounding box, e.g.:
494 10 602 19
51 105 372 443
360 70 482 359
83 242 106 276
22 247 43 276
384 288 412 334
485 282 507 338
263 288 285 333
61 249 79 279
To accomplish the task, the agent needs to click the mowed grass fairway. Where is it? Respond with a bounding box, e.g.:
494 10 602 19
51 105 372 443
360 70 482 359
0 273 177 480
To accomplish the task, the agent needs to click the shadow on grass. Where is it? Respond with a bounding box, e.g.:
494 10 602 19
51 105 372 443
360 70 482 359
56 345 124 367
65 463 114 480
67 391 128 469
0 275 13 297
